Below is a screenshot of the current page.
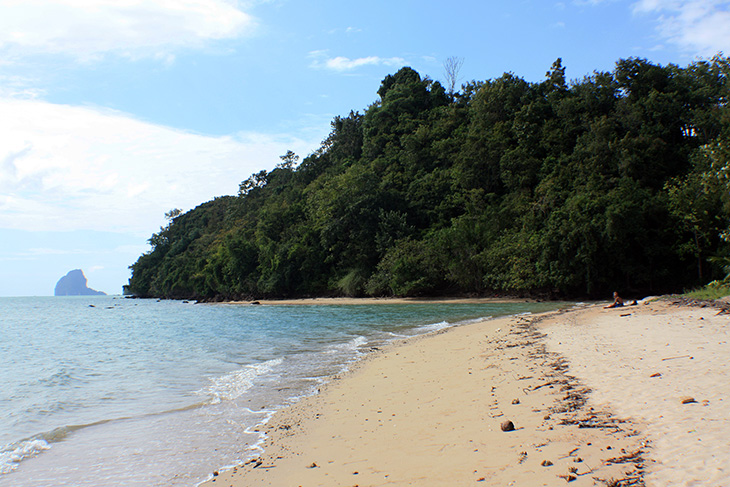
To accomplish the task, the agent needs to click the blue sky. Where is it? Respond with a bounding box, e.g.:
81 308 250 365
1 0 729 296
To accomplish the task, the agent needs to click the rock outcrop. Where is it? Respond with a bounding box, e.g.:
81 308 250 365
54 269 106 296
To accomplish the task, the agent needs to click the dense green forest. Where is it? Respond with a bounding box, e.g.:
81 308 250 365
126 57 730 300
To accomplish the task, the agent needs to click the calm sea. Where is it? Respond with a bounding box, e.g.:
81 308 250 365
0 296 567 486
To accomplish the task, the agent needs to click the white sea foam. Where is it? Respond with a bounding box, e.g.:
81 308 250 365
409 315 493 336
0 439 50 474
200 358 283 403
323 335 367 354
456 315 493 326
413 320 451 334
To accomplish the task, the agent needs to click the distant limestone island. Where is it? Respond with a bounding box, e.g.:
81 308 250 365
54 269 106 296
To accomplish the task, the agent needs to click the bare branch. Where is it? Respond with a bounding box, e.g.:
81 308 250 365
443 56 464 94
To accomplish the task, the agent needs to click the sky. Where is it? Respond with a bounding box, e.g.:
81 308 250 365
1 0 729 296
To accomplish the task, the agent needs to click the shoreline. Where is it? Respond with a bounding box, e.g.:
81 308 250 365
200 297 730 486
225 296 542 306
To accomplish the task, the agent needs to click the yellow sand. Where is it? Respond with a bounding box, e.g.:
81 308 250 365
202 299 730 487
544 300 730 486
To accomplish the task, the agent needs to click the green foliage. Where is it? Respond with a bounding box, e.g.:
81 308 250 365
682 282 730 300
365 238 446 296
336 269 367 297
126 56 730 300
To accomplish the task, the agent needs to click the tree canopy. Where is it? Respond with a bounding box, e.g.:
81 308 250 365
126 57 730 300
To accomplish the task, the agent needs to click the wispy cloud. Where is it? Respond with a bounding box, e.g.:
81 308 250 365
308 51 405 72
326 26 362 35
0 0 256 62
0 98 324 235
572 0 613 5
633 0 730 55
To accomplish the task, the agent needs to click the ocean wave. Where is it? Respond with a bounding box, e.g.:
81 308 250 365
412 320 452 334
199 358 284 403
454 315 494 326
0 439 50 475
323 335 367 355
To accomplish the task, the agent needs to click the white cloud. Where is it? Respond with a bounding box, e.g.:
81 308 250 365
0 0 256 61
308 51 405 72
326 26 362 35
572 0 612 5
633 0 730 55
0 97 323 235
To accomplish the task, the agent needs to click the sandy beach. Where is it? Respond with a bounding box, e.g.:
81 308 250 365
201 298 730 486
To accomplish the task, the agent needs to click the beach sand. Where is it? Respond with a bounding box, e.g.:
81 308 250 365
201 298 729 486
544 298 730 486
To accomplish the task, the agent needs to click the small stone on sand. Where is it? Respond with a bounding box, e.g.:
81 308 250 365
680 396 696 404
500 420 515 431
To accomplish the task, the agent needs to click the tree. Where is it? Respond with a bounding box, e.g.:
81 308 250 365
443 56 464 95
165 208 183 220
277 150 299 170
127 59 730 300
238 170 268 196
544 58 567 92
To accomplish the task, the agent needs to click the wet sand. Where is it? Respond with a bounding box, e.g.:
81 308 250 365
201 298 729 486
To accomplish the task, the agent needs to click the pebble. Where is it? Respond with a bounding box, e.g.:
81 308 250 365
500 420 515 432
680 396 697 404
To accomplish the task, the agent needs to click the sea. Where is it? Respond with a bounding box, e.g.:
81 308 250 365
0 296 568 486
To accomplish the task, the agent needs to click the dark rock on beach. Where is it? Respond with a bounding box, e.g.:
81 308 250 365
500 420 515 431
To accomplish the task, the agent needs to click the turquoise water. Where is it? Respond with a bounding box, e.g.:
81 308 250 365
0 296 567 486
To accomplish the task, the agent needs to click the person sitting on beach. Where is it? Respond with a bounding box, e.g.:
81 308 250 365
604 292 638 308
605 291 624 308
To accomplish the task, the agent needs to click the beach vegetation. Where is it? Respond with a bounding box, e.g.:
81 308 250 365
126 56 730 300
682 284 730 301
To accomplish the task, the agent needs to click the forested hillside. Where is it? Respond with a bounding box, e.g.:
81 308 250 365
126 57 730 300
